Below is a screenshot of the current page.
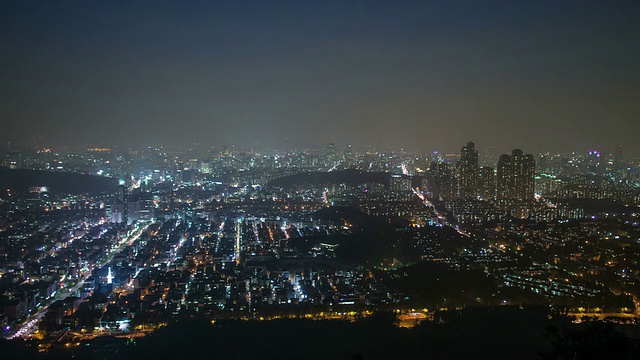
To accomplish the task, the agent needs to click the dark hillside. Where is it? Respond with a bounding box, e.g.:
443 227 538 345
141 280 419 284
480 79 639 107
0 167 118 196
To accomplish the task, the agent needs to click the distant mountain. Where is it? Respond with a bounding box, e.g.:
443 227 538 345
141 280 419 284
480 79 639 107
267 169 391 189
0 167 118 196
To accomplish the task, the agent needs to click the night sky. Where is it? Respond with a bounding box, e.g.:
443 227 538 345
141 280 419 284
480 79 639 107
1 1 638 153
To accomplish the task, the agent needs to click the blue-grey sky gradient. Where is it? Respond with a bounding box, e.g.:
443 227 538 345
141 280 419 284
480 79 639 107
1 1 638 153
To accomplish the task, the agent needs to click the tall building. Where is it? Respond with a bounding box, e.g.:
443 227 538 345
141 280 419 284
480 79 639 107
496 150 536 202
496 155 511 200
614 145 624 167
427 161 455 201
327 143 336 164
110 180 128 224
522 154 536 200
457 141 479 200
511 149 524 200
343 144 355 167
479 166 496 200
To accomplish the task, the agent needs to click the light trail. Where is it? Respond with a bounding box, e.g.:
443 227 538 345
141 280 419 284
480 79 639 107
411 187 470 238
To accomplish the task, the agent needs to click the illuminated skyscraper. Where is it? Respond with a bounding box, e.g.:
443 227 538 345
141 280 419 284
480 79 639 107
479 166 496 200
457 141 478 199
511 149 524 200
344 144 355 167
496 150 535 201
496 154 511 200
111 179 128 224
522 154 536 200
327 143 337 164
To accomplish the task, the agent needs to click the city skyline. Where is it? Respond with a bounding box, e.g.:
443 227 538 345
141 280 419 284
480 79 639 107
1 130 639 358
1 1 639 153
3 2 640 358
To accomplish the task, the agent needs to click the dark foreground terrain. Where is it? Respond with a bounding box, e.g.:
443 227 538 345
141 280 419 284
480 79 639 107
3 307 640 360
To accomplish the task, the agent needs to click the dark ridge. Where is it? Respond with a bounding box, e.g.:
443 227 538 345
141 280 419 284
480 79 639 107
0 167 118 196
267 169 391 189
312 206 376 226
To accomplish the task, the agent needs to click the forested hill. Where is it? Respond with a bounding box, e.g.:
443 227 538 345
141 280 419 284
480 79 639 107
0 167 118 195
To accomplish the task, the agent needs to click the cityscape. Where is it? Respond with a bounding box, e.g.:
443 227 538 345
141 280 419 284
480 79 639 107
1 142 640 358
1 1 639 360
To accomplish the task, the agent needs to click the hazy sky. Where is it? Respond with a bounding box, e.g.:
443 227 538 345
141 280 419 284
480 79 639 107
1 1 638 153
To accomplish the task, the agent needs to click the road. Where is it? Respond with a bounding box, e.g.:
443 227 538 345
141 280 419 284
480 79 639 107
6 223 149 339
412 187 471 237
